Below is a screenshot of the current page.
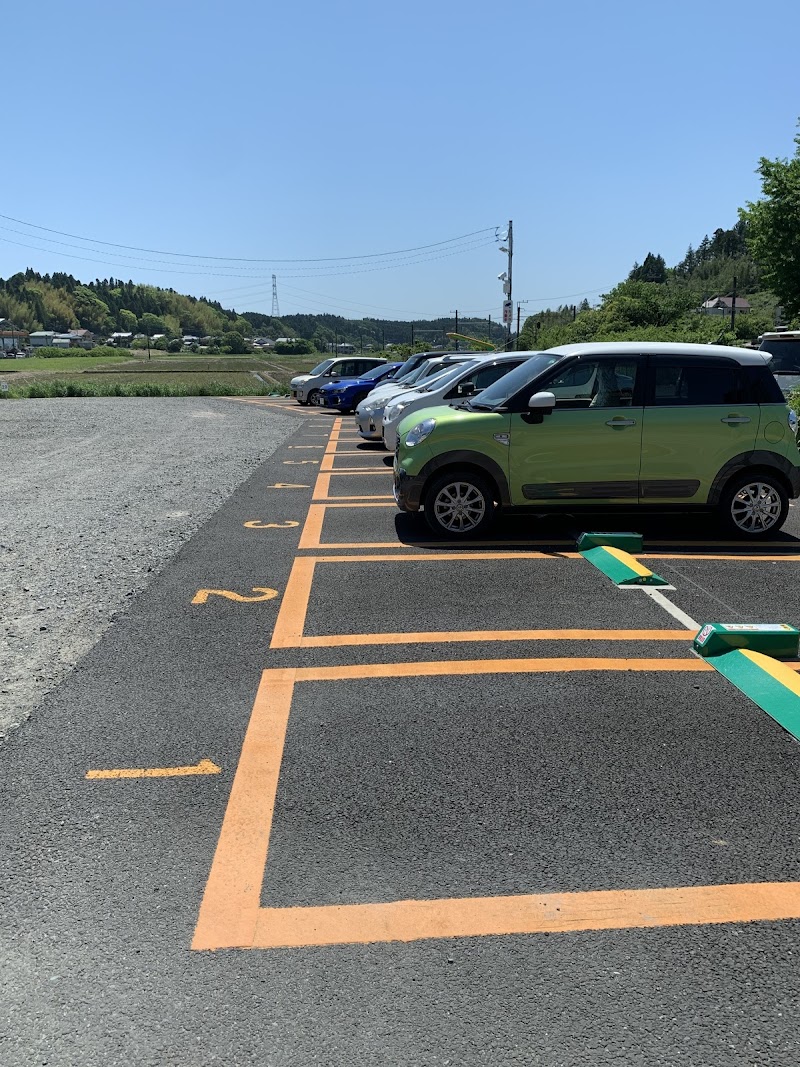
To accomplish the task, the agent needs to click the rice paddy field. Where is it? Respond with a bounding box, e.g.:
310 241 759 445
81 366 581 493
0 353 321 398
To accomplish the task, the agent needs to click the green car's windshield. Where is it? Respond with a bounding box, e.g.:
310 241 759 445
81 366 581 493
469 353 565 409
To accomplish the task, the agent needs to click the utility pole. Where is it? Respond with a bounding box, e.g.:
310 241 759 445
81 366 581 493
448 309 460 349
498 220 513 345
516 300 530 350
731 276 737 333
507 220 513 344
381 327 385 351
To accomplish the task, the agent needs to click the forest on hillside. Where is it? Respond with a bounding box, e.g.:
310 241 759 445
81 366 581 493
518 220 781 351
0 269 505 351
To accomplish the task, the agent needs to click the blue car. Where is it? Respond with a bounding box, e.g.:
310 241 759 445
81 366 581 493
320 362 404 413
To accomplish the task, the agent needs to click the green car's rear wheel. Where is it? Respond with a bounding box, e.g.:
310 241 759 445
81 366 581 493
424 469 496 537
719 472 789 538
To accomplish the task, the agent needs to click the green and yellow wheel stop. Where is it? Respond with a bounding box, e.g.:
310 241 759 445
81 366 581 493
578 532 669 587
693 622 800 660
577 532 644 553
694 623 800 741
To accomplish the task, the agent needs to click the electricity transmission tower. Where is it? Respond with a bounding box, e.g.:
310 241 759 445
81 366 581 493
271 275 280 317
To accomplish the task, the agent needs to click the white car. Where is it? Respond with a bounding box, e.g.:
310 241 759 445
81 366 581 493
355 355 480 442
382 353 529 451
290 356 387 405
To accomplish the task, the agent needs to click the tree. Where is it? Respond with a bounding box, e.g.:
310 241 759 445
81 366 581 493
119 309 138 333
223 331 249 354
629 253 667 284
139 312 167 337
741 126 800 317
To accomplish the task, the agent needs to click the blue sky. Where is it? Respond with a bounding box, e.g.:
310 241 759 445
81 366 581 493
3 0 799 322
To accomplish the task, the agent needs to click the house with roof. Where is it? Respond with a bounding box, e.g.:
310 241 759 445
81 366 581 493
700 295 751 316
29 331 57 348
0 321 27 351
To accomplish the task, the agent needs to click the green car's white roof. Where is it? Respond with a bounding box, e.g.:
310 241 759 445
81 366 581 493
546 341 770 366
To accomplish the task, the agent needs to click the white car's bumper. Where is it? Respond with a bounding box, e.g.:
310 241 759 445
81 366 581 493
356 408 384 440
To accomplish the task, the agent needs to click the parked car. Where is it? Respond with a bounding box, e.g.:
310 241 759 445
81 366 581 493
355 355 481 442
382 353 528 452
393 341 800 538
758 331 800 397
290 356 387 406
319 362 404 413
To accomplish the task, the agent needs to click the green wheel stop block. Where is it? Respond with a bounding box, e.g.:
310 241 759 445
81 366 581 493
693 622 800 660
576 532 644 553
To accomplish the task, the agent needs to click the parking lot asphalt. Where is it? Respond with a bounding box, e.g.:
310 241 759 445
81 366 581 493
3 395 800 1066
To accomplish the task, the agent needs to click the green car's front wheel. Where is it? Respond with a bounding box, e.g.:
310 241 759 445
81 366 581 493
719 472 789 537
423 469 496 537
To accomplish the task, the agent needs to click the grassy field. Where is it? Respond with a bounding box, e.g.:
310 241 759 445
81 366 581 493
0 353 322 398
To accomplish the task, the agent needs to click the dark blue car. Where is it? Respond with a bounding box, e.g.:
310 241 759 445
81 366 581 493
320 362 404 412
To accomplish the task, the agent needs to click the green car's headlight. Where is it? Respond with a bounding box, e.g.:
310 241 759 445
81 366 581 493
789 409 798 436
405 417 436 447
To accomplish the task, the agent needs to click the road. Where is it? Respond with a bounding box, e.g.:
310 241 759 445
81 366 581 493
3 396 800 1066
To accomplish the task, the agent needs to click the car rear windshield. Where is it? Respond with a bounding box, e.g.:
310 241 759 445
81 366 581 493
470 353 566 408
309 359 335 375
760 342 800 373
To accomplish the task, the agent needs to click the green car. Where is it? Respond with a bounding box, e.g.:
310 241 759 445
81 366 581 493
393 342 800 538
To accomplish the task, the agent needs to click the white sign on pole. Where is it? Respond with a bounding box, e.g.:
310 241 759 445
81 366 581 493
502 300 513 325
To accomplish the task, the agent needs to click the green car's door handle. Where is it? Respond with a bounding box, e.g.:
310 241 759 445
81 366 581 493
721 416 751 424
605 418 636 427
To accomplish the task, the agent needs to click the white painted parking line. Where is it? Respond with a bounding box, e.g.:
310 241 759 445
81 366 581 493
639 587 700 631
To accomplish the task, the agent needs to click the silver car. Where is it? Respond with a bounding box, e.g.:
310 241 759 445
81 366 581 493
290 356 387 406
355 355 480 443
382 353 528 451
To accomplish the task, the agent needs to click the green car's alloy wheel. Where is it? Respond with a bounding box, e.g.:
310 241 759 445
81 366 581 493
424 470 495 537
721 472 789 537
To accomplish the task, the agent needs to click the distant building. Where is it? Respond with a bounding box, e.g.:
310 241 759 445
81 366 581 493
0 323 27 351
29 331 57 348
109 332 134 345
700 295 751 315
67 328 94 349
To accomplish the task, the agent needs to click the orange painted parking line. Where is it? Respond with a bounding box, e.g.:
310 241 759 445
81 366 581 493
194 663 800 950
291 658 721 681
249 882 800 948
320 452 391 473
271 558 315 647
297 503 327 550
309 501 397 509
193 669 296 950
295 629 694 648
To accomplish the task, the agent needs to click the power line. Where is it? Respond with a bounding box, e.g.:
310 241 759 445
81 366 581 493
0 233 498 281
0 213 498 264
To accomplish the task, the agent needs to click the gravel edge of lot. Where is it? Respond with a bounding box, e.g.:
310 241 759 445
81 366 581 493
0 397 298 743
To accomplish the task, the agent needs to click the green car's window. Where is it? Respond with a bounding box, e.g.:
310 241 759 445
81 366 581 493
544 359 637 409
652 363 741 405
